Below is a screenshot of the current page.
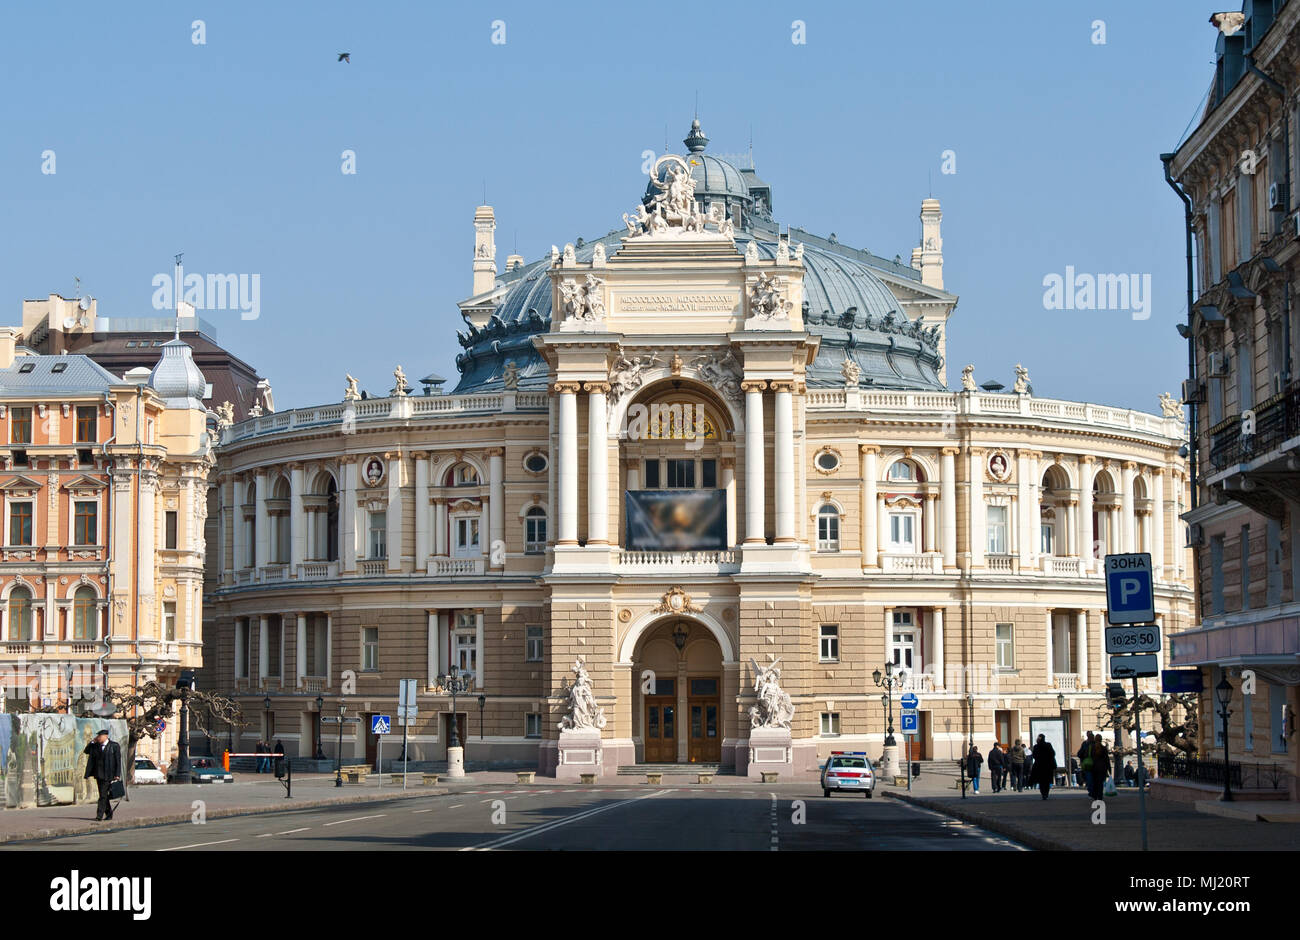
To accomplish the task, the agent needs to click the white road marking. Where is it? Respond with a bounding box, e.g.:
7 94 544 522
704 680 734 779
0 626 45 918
277 828 310 835
463 789 669 851
412 809 432 814
158 838 239 852
256 833 273 838
323 814 386 827
449 804 464 809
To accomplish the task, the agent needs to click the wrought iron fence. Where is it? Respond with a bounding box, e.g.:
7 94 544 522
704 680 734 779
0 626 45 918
1158 753 1294 790
1208 381 1300 470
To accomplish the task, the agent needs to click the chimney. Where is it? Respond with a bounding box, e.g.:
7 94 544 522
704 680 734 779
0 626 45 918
919 198 943 290
910 246 922 271
0 327 17 369
473 205 497 296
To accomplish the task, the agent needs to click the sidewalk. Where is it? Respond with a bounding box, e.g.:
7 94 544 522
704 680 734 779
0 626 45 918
0 767 821 844
883 778 1300 851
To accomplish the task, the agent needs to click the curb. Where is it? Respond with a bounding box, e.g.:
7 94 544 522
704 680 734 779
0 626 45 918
885 790 1074 851
0 786 449 845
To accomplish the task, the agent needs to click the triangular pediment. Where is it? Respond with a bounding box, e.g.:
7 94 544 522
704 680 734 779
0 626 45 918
61 474 107 492
0 475 43 492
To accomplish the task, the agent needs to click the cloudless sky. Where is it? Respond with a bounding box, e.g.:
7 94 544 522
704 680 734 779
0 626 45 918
0 1 1218 412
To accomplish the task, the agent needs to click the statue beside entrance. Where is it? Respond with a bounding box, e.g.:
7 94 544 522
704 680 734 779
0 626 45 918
742 657 798 780
553 657 608 780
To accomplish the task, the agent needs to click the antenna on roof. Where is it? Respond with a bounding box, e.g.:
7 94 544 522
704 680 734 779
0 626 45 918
694 91 698 120
748 124 753 167
482 180 486 206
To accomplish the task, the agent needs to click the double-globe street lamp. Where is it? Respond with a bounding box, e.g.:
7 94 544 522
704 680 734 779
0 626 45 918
334 701 347 788
439 666 473 750
872 662 901 747
314 695 326 760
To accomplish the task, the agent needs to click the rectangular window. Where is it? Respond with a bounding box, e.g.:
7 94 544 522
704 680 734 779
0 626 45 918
525 624 543 662
1270 683 1288 754
819 624 839 663
73 501 97 545
9 502 32 546
236 620 251 678
889 513 916 551
987 505 1008 555
362 627 379 671
995 623 1015 669
165 510 178 550
369 511 386 559
163 602 176 643
10 407 31 444
643 460 660 488
1207 197 1222 285
1221 188 1237 273
666 459 694 488
524 512 546 554
1210 534 1225 615
1040 522 1054 556
820 712 841 735
454 517 480 556
454 628 476 677
1243 689 1254 752
75 406 97 444
1213 667 1225 748
817 509 840 552
525 713 541 738
701 459 717 489
1240 525 1250 611
1238 341 1254 412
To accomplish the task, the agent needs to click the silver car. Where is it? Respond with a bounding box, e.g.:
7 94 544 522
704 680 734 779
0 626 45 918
821 751 875 798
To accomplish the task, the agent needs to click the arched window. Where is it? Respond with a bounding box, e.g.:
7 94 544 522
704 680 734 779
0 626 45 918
887 460 920 482
8 587 32 641
271 476 291 564
524 507 547 554
73 586 97 640
245 482 257 568
816 505 840 552
451 464 479 487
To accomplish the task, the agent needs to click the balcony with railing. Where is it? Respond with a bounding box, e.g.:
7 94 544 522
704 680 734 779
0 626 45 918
615 549 739 574
1053 673 1080 692
428 557 485 576
1208 380 1300 473
879 552 944 575
359 559 388 576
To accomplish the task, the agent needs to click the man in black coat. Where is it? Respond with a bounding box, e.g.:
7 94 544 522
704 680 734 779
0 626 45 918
82 729 122 821
987 742 1005 792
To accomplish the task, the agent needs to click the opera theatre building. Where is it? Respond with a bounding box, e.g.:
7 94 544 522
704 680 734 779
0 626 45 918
205 121 1193 777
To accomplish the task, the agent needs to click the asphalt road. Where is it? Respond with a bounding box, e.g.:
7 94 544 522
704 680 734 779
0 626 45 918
4 785 1026 851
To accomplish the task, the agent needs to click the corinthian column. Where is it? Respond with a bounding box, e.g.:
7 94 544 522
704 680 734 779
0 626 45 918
555 382 581 545
772 381 795 543
1121 461 1137 554
584 383 610 545
861 445 879 567
488 447 505 563
940 447 957 568
742 380 767 545
969 448 985 568
1078 455 1094 571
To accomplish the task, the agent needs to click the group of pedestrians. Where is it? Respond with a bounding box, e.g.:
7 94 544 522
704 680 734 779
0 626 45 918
254 739 284 773
961 732 1125 801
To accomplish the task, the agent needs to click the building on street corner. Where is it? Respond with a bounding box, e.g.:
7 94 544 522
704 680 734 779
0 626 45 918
204 120 1193 776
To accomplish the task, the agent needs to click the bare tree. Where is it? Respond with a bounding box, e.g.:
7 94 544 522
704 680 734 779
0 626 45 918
1094 691 1198 769
107 680 245 766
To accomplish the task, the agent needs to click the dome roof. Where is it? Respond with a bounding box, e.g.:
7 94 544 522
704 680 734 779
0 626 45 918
149 338 208 409
452 119 944 394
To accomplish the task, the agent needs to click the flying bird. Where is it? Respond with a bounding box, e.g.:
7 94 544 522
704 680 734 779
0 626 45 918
337 52 351 63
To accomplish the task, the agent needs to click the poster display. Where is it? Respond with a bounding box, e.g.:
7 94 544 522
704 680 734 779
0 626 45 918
0 715 129 808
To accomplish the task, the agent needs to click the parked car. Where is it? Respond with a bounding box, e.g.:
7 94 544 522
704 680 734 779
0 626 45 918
169 756 234 783
132 757 166 785
821 751 875 798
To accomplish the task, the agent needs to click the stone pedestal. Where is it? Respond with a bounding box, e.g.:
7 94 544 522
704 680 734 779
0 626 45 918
744 727 793 781
446 745 465 778
554 729 603 781
879 743 900 779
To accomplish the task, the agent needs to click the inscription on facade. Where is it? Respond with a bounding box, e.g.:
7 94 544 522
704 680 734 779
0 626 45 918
615 293 739 314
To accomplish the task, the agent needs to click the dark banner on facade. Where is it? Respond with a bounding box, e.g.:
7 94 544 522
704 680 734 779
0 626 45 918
625 490 726 551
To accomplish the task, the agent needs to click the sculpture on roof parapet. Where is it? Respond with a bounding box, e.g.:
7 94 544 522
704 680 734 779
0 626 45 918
343 374 361 401
961 364 977 391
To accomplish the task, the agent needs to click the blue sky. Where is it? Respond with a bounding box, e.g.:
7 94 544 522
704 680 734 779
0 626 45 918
0 1 1217 412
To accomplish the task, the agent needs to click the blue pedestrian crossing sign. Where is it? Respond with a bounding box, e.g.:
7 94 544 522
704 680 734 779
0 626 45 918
900 711 919 734
900 692 919 710
371 715 391 735
1105 553 1154 625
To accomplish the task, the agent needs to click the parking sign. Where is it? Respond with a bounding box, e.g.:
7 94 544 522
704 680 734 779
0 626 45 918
1105 553 1154 625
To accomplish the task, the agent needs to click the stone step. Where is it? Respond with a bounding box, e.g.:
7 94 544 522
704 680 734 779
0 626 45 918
616 763 725 775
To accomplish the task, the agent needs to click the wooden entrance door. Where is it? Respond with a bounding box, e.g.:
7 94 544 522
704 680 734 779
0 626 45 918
643 697 676 763
687 677 720 763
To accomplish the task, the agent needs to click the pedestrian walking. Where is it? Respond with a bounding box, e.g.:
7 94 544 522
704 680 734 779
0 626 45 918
1124 761 1136 787
967 744 983 794
82 729 122 822
988 741 1005 792
1009 739 1026 792
1030 734 1057 800
255 740 268 773
1087 736 1111 800
1078 731 1095 793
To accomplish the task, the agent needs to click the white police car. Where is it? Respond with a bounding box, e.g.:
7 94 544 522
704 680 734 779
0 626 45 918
821 751 875 798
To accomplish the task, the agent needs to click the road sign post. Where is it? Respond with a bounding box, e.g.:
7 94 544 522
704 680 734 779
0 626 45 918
398 679 418 788
1104 624 1162 654
1105 553 1154 624
900 706 919 793
1104 553 1155 851
371 715 391 783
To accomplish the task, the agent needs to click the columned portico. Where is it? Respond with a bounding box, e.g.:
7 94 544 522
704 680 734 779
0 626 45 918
772 381 795 543
861 445 879 567
743 380 767 545
584 383 609 545
555 382 581 545
1079 455 1094 568
940 447 957 568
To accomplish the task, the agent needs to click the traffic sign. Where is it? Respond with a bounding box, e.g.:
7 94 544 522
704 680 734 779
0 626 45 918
156 719 166 732
900 692 919 709
371 715 391 735
1110 654 1159 679
1105 624 1161 654
900 711 919 734
321 715 361 724
1105 553 1154 624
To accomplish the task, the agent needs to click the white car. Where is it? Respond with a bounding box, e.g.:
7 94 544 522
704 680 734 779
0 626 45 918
821 751 876 798
132 757 166 785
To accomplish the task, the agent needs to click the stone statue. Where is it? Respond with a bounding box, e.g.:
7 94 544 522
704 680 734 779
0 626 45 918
592 242 606 266
691 349 742 404
744 240 759 264
707 203 735 237
748 658 794 730
793 243 804 263
476 242 491 258
393 365 408 396
748 271 792 321
559 275 605 322
343 374 361 401
215 401 235 428
563 243 576 266
558 657 607 732
841 356 861 388
608 350 659 406
1159 391 1185 422
502 360 519 391
247 402 264 418
961 364 976 392
1013 363 1031 394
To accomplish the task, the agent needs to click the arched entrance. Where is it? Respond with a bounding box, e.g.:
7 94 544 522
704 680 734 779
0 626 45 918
632 618 723 764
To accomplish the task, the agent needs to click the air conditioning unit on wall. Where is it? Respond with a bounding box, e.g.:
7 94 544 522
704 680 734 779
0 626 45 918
1268 181 1287 212
1186 523 1204 548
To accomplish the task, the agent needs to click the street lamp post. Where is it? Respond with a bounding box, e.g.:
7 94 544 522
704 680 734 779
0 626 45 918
334 701 346 788
872 662 902 776
1216 677 1234 802
439 666 472 777
1057 692 1069 788
174 671 195 784
314 695 325 760
477 694 486 741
